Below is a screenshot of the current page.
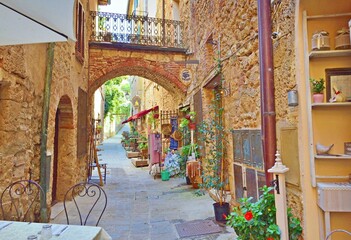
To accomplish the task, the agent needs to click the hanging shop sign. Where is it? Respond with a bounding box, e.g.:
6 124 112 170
180 68 192 84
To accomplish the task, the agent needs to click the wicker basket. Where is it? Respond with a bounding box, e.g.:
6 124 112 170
335 28 351 50
312 30 330 51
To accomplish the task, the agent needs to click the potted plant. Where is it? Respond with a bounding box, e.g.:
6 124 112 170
179 117 189 130
187 111 196 130
197 92 230 223
179 143 200 185
310 77 325 103
226 186 302 240
147 112 159 133
179 111 196 130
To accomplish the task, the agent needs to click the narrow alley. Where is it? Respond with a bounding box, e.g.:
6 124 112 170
51 125 237 240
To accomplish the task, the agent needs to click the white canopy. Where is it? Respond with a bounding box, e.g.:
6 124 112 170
0 0 76 46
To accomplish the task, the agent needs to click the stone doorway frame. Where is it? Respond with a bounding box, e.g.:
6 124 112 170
52 95 74 202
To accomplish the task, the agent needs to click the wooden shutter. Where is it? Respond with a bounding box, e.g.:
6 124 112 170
232 129 265 202
77 88 88 157
193 90 203 154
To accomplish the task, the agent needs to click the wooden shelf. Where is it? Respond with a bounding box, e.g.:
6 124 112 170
309 49 351 59
315 154 351 159
312 102 351 108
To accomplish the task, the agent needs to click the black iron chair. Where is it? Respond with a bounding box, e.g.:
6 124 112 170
63 182 107 226
0 180 44 222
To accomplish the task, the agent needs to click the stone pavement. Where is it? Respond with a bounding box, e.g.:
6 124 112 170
51 125 237 240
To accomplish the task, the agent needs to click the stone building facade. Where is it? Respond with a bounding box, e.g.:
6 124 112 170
0 0 93 218
154 0 304 237
177 0 301 207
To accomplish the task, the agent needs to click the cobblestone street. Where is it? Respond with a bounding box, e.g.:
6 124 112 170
51 125 237 240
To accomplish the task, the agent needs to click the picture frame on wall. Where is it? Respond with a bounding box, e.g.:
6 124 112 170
325 68 351 102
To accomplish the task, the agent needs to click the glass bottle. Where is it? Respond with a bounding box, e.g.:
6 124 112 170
40 225 52 240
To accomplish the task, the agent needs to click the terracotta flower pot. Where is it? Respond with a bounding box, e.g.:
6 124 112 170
313 93 324 103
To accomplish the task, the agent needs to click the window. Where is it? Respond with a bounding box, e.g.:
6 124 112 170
76 1 85 62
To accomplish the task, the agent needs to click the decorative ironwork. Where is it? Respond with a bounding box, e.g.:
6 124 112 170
0 180 44 222
64 182 107 226
90 11 184 48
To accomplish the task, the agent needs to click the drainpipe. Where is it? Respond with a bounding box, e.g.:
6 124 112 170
40 42 55 222
162 0 165 46
257 0 276 184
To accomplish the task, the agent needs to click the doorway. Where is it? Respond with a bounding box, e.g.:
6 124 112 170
51 95 74 203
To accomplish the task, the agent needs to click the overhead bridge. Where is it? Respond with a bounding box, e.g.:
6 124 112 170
88 11 190 98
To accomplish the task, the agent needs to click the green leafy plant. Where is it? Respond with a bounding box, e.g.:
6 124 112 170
179 111 196 130
147 112 159 130
197 91 229 205
138 142 148 150
179 117 190 129
187 111 196 121
226 186 302 240
310 78 325 94
138 135 148 150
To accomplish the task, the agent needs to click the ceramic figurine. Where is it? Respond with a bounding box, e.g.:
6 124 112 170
316 142 334 155
329 85 346 102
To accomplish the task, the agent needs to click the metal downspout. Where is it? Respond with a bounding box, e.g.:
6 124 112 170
40 42 55 222
162 0 165 46
257 0 276 184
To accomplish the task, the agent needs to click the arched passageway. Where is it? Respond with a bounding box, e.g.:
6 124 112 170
89 46 188 104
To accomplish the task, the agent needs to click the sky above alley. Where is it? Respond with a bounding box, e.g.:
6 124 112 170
99 0 128 14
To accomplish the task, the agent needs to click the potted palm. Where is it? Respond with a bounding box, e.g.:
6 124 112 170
197 92 230 223
310 77 325 103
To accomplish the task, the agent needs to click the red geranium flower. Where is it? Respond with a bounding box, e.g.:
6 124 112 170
222 213 227 219
244 211 253 221
267 238 274 240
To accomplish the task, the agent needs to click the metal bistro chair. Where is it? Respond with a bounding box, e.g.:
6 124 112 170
325 229 351 240
0 180 44 222
63 182 107 226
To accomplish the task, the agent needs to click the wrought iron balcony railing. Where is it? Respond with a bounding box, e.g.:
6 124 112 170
90 11 184 48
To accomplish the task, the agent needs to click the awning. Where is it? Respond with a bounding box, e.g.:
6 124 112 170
0 0 76 46
122 106 159 124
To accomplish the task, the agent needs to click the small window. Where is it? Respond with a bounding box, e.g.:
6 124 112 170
76 1 85 63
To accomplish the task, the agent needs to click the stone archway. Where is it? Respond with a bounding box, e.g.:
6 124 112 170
89 47 188 104
52 95 74 202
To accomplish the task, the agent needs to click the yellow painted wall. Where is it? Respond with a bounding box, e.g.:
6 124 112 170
298 1 351 239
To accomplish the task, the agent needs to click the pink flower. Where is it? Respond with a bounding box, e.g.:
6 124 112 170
244 211 253 221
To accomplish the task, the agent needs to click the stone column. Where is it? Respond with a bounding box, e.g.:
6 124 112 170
268 151 289 240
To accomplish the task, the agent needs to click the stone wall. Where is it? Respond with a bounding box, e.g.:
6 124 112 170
0 44 46 187
143 79 178 111
0 0 90 219
177 0 303 232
